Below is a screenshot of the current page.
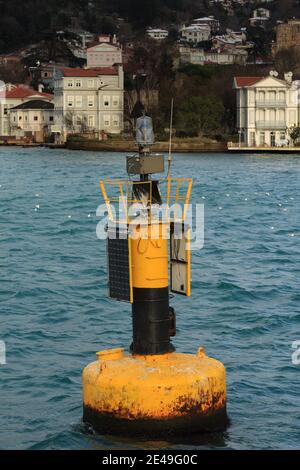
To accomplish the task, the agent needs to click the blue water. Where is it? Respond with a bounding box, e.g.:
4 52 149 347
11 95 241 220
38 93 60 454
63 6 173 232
0 147 299 450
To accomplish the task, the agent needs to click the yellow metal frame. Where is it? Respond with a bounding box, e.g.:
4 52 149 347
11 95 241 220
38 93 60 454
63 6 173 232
99 178 193 225
101 178 193 301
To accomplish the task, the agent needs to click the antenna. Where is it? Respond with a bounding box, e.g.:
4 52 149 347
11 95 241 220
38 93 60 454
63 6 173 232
167 99 174 177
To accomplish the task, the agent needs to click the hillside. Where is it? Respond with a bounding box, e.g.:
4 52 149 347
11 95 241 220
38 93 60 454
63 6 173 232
1 0 300 54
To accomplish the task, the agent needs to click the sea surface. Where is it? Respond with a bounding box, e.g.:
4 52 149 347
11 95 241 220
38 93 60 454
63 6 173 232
0 147 299 450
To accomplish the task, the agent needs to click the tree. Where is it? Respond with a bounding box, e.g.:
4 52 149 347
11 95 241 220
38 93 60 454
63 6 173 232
64 111 76 133
247 26 274 60
23 31 81 67
289 125 300 145
0 63 27 84
175 95 225 137
275 47 300 77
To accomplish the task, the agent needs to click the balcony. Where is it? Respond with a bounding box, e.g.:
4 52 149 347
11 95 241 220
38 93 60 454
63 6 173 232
256 100 286 107
256 121 286 129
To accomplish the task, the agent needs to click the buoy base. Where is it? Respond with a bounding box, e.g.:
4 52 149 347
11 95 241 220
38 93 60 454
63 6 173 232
82 347 228 437
83 404 227 437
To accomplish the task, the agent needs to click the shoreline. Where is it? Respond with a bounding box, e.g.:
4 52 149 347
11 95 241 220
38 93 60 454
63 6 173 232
65 139 227 153
1 141 300 154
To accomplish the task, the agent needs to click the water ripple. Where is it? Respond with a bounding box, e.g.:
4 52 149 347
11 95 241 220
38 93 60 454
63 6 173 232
0 148 300 450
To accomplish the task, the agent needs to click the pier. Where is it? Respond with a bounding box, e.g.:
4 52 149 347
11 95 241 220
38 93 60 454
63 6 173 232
227 142 300 153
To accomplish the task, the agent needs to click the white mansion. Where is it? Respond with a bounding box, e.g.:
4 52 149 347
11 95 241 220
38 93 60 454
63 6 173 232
234 72 300 147
87 35 122 68
53 65 124 141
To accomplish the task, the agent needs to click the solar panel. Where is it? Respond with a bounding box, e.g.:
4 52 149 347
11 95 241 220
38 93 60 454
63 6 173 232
107 227 132 302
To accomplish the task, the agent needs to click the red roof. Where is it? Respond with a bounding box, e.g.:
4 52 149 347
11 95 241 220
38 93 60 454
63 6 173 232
61 67 118 77
234 76 263 88
1 84 53 100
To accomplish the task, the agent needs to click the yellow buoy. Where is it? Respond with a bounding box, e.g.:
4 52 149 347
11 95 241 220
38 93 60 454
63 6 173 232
82 112 228 436
83 348 227 436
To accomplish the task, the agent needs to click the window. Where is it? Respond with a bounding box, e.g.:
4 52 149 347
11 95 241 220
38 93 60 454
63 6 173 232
67 80 74 88
19 116 22 120
34 116 38 121
278 109 285 121
75 96 82 108
270 131 276 147
113 115 119 127
259 132 265 146
269 109 276 121
269 91 276 102
49 116 54 122
88 115 94 128
75 79 82 88
87 79 94 88
104 115 110 127
112 96 119 107
75 115 82 125
103 95 110 107
280 131 286 140
4 107 8 115
88 96 94 107
258 109 265 121
290 110 296 124
67 96 74 107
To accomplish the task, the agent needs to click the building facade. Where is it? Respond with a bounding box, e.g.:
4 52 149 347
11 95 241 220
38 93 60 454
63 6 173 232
9 100 54 142
274 19 300 54
53 66 124 141
179 45 247 66
147 28 169 40
234 73 299 147
191 17 220 33
87 43 122 68
0 84 53 136
180 25 211 44
249 8 270 27
0 54 22 67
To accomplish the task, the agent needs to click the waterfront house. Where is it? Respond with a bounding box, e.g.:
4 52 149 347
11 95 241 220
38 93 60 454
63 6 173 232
53 66 124 142
233 72 299 147
0 84 53 137
9 100 54 143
